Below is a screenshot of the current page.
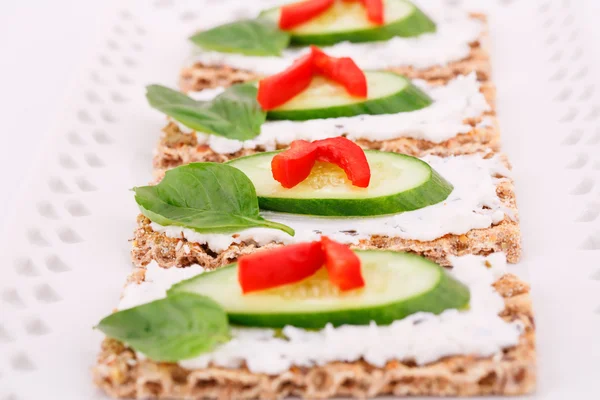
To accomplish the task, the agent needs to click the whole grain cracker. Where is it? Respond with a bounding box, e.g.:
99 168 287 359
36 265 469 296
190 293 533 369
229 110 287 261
94 273 535 399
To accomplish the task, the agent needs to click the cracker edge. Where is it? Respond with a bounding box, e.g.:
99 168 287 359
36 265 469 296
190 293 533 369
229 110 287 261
132 157 520 269
152 81 498 171
93 273 535 399
158 15 496 171
178 14 492 93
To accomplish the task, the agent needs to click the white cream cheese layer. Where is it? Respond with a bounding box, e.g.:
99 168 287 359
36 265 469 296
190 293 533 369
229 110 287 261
118 263 203 311
175 73 489 154
150 154 512 254
187 1 482 74
118 254 523 374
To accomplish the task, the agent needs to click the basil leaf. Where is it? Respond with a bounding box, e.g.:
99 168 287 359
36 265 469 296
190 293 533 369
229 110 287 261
134 163 294 235
190 19 290 56
96 293 229 362
146 84 266 140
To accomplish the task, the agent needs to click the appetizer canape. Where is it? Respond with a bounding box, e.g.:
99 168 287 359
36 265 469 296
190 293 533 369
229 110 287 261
95 243 535 398
180 0 491 92
150 49 497 171
132 139 520 268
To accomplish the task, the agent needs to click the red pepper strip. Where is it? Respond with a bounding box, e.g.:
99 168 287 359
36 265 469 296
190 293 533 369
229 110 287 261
271 140 318 188
238 241 325 294
314 137 371 187
342 0 384 25
271 137 371 188
257 52 315 110
321 236 365 291
311 46 367 97
279 0 336 30
363 0 384 24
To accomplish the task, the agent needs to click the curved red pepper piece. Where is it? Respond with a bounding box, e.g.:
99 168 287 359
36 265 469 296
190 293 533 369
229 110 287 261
238 241 325 294
311 46 367 98
271 137 371 188
343 0 384 25
238 238 364 294
271 140 318 189
258 47 368 110
314 136 371 187
279 0 336 30
257 52 315 110
321 236 365 291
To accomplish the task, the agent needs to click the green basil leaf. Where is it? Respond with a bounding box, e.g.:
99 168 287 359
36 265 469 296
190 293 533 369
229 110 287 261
190 19 290 56
96 293 229 362
146 83 266 141
134 163 294 235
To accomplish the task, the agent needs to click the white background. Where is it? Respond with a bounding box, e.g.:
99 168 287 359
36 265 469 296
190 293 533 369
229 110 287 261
1 1 600 399
0 0 105 227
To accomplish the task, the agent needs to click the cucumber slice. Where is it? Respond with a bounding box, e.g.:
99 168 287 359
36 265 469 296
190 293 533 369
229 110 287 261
169 250 470 329
267 71 431 121
260 0 436 46
228 150 452 216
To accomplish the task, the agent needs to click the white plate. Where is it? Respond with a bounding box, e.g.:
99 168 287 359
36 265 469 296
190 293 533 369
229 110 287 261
1 0 599 399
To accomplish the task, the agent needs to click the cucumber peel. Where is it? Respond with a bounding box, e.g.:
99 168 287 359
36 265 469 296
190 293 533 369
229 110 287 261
260 0 436 46
267 71 432 121
228 150 452 217
169 250 470 329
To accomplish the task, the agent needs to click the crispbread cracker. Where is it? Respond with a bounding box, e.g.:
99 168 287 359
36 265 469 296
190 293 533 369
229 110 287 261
153 114 500 171
179 14 492 93
152 79 498 172
132 164 520 269
157 15 496 172
93 274 535 399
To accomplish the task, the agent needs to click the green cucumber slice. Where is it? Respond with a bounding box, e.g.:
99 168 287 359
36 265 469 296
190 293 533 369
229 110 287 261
228 150 452 216
260 0 436 46
267 71 431 121
169 250 470 329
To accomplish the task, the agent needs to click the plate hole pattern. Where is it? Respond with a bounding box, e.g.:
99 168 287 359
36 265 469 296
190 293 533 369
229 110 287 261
58 153 78 169
101 109 117 123
13 258 39 277
570 177 594 196
99 55 112 67
0 4 149 393
541 0 600 318
93 129 112 144
84 153 105 168
67 131 86 145
576 203 600 223
0 325 13 343
111 92 127 103
76 109 95 124
33 284 62 304
57 227 84 244
581 232 600 251
24 318 50 336
26 229 49 247
45 255 71 273
36 201 59 219
587 129 600 145
75 176 97 192
10 354 35 372
1 288 25 308
65 200 91 217
48 177 71 194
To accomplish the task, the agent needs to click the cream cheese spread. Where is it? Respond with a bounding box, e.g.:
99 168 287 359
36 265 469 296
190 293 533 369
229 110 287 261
149 154 511 253
174 73 489 154
118 253 523 373
187 0 483 74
